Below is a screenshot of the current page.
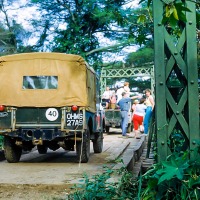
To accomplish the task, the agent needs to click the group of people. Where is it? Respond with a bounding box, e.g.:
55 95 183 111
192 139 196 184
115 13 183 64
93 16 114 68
102 83 155 139
131 89 154 139
118 88 154 138
101 82 131 109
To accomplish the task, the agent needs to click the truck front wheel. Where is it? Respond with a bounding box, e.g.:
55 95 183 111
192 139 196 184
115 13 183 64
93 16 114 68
4 136 22 163
76 128 90 163
93 132 103 153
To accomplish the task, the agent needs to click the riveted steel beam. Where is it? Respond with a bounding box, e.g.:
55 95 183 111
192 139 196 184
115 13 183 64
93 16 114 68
153 0 199 161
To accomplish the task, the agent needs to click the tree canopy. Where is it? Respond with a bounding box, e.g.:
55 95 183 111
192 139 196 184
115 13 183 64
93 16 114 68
28 0 155 68
0 0 199 70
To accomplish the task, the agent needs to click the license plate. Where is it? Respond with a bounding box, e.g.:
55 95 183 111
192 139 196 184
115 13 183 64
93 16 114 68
66 112 83 126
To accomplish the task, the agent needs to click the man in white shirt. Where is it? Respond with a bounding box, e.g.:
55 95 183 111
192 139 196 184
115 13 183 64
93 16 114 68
116 85 125 103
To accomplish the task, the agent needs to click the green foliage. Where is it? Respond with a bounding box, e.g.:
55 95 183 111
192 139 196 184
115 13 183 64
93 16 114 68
67 166 138 200
138 0 198 36
65 141 200 200
0 25 17 56
0 0 32 56
0 0 198 69
162 1 191 31
28 0 156 68
29 0 142 67
0 136 3 150
129 6 154 46
141 150 200 199
125 47 154 67
141 133 200 199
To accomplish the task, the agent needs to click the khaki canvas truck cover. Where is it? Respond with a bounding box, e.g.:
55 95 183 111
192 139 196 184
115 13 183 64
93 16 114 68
0 52 96 112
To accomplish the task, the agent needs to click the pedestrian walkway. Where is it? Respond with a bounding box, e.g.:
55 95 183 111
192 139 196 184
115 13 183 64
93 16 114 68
106 128 147 172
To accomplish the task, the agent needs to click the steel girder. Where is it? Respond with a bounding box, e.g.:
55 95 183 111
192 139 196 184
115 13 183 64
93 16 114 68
100 66 154 96
153 0 199 161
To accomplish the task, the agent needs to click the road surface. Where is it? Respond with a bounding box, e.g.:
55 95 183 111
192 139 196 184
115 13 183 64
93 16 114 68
0 128 141 200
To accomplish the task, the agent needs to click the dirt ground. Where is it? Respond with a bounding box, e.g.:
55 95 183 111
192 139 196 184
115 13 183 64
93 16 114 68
0 151 113 200
0 130 139 200
0 184 72 200
0 150 114 200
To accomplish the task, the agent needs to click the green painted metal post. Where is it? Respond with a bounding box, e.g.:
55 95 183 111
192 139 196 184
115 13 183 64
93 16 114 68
153 0 199 162
186 1 199 160
153 0 169 161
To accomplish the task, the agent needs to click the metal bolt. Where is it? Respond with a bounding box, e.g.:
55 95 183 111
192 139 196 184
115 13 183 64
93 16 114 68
190 80 194 84
176 111 179 115
161 141 165 145
189 21 192 25
160 82 163 85
174 52 178 55
162 0 175 4
192 141 196 145
158 23 162 26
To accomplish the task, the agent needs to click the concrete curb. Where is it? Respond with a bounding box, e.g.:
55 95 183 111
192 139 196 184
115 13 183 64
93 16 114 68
112 135 146 171
106 135 146 184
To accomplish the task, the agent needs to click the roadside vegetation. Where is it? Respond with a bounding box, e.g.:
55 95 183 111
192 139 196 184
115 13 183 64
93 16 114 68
65 137 200 200
0 136 3 150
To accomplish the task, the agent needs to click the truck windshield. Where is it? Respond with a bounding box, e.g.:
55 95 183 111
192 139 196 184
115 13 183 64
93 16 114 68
22 76 58 89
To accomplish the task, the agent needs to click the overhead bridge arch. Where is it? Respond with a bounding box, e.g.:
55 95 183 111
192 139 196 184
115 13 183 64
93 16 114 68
100 66 154 96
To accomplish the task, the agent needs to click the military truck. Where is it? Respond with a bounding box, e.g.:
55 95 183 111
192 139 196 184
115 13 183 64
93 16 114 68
0 52 104 163
103 102 133 133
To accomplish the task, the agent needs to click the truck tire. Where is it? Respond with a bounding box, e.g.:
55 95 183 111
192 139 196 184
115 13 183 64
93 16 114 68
105 126 110 133
127 123 132 133
76 128 90 163
93 132 103 153
4 136 22 163
37 145 48 154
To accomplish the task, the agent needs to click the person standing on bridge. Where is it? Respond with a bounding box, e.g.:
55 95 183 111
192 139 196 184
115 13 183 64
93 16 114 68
117 92 139 137
116 83 125 103
123 82 130 97
143 89 155 135
132 98 147 139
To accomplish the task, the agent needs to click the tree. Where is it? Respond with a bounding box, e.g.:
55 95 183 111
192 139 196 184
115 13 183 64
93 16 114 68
125 47 154 67
0 0 18 55
0 0 35 55
29 0 155 69
0 0 198 70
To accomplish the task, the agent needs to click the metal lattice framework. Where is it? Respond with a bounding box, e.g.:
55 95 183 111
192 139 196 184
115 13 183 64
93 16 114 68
153 0 199 161
100 66 154 96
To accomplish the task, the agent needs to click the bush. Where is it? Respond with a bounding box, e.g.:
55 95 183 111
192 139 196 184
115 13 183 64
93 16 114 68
65 142 200 200
141 150 200 199
67 165 139 200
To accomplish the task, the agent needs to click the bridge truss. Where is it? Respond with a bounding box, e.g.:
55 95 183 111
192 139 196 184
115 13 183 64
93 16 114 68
100 66 154 96
153 0 199 161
